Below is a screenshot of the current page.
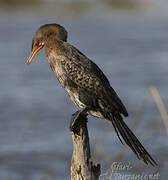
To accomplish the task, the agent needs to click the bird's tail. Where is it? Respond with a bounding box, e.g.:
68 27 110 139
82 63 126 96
110 113 157 166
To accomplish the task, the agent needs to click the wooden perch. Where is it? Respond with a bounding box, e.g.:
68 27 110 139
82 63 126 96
70 114 101 180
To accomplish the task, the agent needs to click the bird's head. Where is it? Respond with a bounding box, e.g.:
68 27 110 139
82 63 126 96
27 24 68 64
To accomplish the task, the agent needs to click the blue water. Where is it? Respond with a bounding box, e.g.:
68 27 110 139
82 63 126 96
0 11 168 179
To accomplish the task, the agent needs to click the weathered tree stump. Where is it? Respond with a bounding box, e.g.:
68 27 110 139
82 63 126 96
71 114 101 180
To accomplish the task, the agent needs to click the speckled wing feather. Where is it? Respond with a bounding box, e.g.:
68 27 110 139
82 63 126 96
62 42 128 116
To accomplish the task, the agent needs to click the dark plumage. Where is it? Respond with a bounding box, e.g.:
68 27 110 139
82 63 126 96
27 23 157 166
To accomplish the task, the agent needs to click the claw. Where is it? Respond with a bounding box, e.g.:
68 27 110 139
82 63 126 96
69 107 88 132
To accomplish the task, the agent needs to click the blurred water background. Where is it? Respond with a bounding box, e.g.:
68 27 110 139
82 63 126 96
0 0 168 179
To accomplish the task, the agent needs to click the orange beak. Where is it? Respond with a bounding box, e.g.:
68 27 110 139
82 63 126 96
27 43 44 64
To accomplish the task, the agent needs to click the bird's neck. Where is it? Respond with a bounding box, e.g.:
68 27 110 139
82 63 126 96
44 37 65 56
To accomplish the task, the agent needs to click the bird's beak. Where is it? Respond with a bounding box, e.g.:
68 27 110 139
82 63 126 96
27 43 44 64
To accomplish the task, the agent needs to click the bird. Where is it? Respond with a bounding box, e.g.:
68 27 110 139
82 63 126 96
27 23 157 166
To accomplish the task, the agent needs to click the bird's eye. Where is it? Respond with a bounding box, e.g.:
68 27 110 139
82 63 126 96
34 40 39 46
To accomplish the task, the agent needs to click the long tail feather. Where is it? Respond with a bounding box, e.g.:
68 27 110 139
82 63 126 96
111 113 157 166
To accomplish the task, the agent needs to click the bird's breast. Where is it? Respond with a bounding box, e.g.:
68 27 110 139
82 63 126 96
47 53 66 84
47 52 85 108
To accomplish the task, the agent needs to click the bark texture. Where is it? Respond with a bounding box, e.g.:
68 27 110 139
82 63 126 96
71 115 101 180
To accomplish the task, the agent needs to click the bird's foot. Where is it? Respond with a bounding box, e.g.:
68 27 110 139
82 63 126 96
69 107 88 132
69 110 81 132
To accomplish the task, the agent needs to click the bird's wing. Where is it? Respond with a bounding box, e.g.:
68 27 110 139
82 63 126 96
61 42 128 116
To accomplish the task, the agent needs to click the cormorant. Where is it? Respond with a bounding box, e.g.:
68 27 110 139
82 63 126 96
27 24 157 166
